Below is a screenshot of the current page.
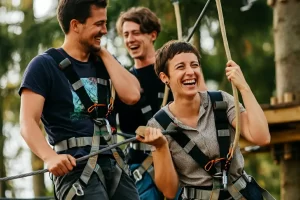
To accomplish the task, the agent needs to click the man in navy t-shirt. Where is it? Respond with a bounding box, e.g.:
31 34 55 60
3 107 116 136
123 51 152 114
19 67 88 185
19 0 140 199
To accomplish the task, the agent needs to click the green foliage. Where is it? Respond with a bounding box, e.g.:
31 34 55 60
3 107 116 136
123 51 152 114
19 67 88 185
244 153 280 199
0 0 280 197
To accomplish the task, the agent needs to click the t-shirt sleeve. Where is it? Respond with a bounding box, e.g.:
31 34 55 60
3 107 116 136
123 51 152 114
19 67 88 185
146 117 163 129
18 54 52 98
221 90 246 124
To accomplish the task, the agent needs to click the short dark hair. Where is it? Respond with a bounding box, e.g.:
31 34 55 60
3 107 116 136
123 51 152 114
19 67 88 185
116 7 161 37
57 0 108 34
155 40 201 77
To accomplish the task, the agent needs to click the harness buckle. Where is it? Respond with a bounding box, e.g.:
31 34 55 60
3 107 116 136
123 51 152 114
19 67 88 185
104 119 112 135
132 169 143 182
93 118 106 127
72 182 84 196
222 170 228 191
242 171 251 183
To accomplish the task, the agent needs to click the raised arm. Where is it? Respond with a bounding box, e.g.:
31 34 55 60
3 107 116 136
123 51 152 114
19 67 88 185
226 60 270 146
20 89 76 176
136 127 179 199
98 48 140 105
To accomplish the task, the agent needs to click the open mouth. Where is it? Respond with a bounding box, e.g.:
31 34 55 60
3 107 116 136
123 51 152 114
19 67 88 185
182 79 197 86
129 45 140 52
95 37 101 43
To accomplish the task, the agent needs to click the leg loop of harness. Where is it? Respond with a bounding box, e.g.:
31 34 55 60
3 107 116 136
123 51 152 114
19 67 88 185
65 180 85 200
72 182 84 196
131 155 154 183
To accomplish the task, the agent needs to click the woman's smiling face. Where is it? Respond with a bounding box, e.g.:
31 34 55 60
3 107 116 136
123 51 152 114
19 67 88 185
162 52 203 98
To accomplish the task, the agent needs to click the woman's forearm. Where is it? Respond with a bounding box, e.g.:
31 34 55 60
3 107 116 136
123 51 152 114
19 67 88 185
240 87 270 145
152 143 179 199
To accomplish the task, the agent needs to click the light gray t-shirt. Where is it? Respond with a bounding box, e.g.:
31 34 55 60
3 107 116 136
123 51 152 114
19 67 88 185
147 91 246 187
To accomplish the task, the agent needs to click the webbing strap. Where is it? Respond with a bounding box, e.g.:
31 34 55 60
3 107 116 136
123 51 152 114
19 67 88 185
129 142 152 151
132 155 154 182
65 180 84 200
183 187 211 199
45 48 110 119
154 109 217 176
207 91 230 172
99 120 128 174
79 123 101 185
54 137 93 152
130 67 164 123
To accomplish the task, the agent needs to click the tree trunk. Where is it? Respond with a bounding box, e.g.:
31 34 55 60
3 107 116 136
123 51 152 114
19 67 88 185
31 152 47 196
272 0 300 199
274 0 300 96
0 90 7 197
280 159 300 200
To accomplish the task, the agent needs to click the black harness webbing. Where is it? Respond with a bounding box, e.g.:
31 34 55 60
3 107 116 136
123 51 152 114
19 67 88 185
46 48 110 119
208 91 231 172
46 48 121 199
153 91 230 176
130 67 153 122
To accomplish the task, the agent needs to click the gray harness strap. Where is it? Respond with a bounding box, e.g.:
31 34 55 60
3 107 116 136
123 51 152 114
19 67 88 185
183 171 276 200
99 119 128 174
132 155 154 183
63 119 126 200
54 137 93 152
65 122 105 200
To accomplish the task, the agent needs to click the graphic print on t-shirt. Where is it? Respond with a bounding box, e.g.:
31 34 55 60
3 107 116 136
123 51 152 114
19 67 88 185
70 77 98 120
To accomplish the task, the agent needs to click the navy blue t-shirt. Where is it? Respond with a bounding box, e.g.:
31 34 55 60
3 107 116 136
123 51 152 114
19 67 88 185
19 48 112 159
115 64 173 134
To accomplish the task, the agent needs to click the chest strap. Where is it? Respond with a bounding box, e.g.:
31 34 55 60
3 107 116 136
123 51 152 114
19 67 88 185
46 48 111 119
154 109 217 176
153 91 230 177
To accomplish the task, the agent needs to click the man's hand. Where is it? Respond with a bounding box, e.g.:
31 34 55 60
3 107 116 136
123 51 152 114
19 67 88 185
45 154 76 177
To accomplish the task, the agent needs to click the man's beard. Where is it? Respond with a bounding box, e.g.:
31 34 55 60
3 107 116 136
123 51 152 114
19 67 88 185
80 38 101 53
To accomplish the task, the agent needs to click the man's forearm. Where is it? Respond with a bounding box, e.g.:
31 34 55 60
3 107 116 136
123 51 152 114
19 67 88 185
20 119 57 161
99 49 140 105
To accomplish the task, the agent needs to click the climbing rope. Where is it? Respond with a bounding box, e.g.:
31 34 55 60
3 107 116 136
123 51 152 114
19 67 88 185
0 128 177 182
161 0 212 107
215 0 241 160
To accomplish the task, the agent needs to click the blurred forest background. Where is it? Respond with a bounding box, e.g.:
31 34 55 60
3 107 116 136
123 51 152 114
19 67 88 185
0 0 287 199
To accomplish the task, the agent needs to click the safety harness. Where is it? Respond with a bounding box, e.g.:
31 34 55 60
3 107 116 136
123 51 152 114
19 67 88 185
46 48 127 200
128 66 164 183
154 91 275 200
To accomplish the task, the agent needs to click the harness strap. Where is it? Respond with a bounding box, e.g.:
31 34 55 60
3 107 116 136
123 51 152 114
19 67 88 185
132 155 154 183
65 123 103 200
98 119 128 174
183 187 211 199
208 91 230 169
65 180 84 200
129 142 152 151
54 135 117 152
184 171 276 200
46 48 111 119
154 108 217 176
130 67 168 123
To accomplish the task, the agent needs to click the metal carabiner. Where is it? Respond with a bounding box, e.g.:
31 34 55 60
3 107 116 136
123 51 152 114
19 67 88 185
72 182 84 196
